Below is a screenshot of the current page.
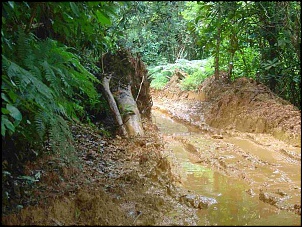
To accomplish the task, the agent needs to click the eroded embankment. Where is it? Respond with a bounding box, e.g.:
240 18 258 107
1 121 201 226
152 74 301 147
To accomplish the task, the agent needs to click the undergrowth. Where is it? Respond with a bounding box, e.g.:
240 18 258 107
148 57 214 90
1 29 101 212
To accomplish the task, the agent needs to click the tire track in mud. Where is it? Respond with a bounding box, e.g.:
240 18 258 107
152 104 301 217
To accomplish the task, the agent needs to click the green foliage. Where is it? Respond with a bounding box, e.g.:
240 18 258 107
180 58 214 91
1 29 99 162
182 1 300 109
1 1 121 214
232 47 261 80
1 104 22 136
179 70 205 91
149 75 170 90
149 58 214 90
2 2 118 55
115 1 196 65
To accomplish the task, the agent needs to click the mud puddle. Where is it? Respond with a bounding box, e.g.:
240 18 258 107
152 109 301 226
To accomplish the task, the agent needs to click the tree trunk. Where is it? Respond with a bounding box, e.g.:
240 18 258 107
214 23 221 80
101 74 128 137
115 84 144 137
215 27 220 80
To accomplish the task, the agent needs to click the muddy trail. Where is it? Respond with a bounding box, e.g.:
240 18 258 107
150 74 301 225
152 108 300 225
2 74 301 226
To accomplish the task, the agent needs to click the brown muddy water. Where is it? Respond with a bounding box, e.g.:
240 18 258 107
152 109 301 226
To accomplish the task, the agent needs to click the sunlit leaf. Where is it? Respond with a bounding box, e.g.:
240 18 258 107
8 90 18 103
17 175 39 182
2 108 10 114
8 1 14 9
95 10 111 25
70 2 80 17
1 93 10 103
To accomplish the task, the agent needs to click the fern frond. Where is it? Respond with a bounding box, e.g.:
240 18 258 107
29 66 43 81
34 109 49 139
16 29 38 70
40 60 61 96
3 31 99 164
53 101 69 119
71 70 99 100
16 28 31 64
48 115 78 164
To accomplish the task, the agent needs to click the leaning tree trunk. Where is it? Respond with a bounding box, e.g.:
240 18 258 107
115 84 144 136
101 74 128 137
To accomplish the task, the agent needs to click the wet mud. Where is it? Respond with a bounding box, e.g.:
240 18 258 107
152 83 301 225
151 100 301 225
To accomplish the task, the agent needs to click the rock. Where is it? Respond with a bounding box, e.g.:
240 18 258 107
259 191 283 205
212 134 223 139
246 188 256 196
179 194 217 209
197 195 218 209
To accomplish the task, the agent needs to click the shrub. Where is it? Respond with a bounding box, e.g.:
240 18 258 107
148 57 213 90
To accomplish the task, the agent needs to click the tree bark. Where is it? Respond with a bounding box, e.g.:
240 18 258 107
214 18 221 80
115 84 144 137
214 26 221 80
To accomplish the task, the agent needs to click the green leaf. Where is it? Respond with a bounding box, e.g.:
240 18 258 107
102 5 118 17
1 115 15 136
6 104 22 121
17 175 39 182
87 2 101 7
8 90 18 103
195 15 203 24
1 93 10 103
95 10 111 25
1 108 10 114
69 2 80 17
8 1 14 9
63 12 73 21
2 171 12 177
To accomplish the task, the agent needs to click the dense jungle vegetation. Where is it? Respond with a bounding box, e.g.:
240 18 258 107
1 1 301 211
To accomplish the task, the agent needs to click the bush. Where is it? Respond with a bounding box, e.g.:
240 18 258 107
149 73 170 89
179 57 214 91
148 57 213 90
180 69 206 91
1 30 99 167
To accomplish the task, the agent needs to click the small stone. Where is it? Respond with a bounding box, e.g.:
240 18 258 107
212 134 223 139
246 188 256 196
197 195 218 209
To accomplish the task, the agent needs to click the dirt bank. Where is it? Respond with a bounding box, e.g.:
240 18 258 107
152 74 301 147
